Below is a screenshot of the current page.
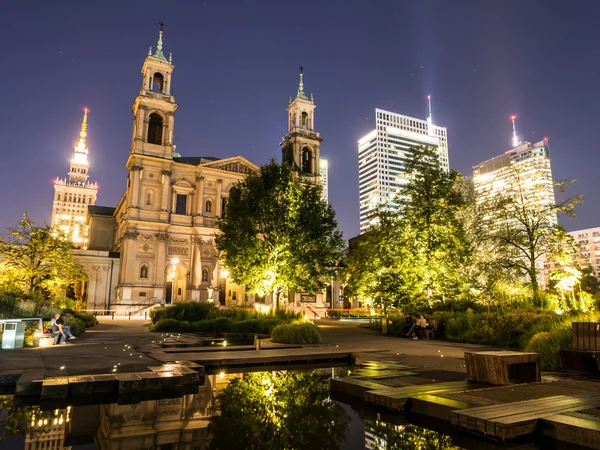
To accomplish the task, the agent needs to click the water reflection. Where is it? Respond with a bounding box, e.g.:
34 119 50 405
0 369 351 450
209 371 350 449
364 416 461 450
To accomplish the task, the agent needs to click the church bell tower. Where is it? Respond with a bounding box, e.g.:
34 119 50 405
280 68 322 183
131 23 178 159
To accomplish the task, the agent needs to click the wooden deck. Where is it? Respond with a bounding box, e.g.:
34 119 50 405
154 346 361 368
364 380 477 410
451 393 600 440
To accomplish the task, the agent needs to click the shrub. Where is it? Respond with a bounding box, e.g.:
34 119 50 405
150 302 216 323
64 316 85 336
152 319 193 332
231 318 282 335
525 324 572 370
64 310 98 328
271 323 321 344
0 295 18 319
193 317 233 333
24 323 38 347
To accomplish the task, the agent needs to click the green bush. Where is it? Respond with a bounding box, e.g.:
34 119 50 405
24 323 38 347
271 323 321 344
231 318 282 334
0 295 18 318
64 310 98 327
64 316 85 336
150 302 217 324
525 325 572 371
152 318 192 332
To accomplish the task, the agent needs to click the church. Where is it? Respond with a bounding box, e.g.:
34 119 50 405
53 28 326 312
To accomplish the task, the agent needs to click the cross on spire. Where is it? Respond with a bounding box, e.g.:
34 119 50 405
159 21 165 31
299 65 304 74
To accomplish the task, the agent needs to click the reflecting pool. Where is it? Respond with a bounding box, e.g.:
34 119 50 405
0 368 590 449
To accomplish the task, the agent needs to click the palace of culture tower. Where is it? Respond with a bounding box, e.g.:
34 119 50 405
51 108 98 248
51 27 326 311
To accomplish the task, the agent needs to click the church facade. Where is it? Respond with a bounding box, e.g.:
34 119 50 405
55 28 326 311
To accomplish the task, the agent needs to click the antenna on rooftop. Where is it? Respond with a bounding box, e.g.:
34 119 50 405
427 95 434 136
511 114 519 148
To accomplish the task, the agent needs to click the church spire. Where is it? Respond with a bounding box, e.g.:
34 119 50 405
296 66 309 101
153 22 167 60
74 108 89 155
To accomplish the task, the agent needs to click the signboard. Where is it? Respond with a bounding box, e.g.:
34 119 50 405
300 295 316 303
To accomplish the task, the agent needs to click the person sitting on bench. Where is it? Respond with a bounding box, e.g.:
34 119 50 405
415 315 430 340
50 313 75 344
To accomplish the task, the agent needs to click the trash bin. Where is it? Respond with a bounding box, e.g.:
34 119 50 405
2 321 25 349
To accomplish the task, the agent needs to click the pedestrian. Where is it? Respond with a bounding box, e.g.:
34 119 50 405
51 313 76 344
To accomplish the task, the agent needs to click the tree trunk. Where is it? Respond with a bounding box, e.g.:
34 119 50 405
272 286 279 310
529 253 540 307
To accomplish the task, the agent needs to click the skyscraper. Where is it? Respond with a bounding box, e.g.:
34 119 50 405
472 139 556 226
51 109 98 248
319 158 328 203
357 106 449 233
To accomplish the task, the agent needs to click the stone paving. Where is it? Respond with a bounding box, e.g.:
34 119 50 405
0 316 501 381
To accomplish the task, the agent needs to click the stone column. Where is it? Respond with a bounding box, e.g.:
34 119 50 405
196 176 205 215
129 166 142 208
167 113 175 146
155 233 168 287
161 170 171 212
215 179 223 217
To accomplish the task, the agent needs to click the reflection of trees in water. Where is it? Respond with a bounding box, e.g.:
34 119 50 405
365 418 461 450
209 371 350 450
0 395 54 444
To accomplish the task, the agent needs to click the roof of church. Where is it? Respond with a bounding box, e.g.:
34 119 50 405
88 205 116 216
173 156 220 165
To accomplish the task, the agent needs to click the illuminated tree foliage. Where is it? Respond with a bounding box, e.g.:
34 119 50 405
209 371 350 450
217 160 344 307
346 147 474 311
485 166 582 305
0 213 86 296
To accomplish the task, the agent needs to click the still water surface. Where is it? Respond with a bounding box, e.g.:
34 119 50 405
0 367 588 449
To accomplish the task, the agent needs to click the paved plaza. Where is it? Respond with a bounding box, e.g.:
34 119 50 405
0 317 501 379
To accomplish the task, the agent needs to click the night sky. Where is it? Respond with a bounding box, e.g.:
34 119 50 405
2 0 600 240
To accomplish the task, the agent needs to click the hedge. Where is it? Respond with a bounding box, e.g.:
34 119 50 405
271 323 321 344
152 317 285 334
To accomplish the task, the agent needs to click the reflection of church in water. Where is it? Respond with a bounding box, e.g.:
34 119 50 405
22 374 231 450
61 26 327 311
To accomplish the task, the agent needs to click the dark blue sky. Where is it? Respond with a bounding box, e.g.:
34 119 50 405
2 0 599 239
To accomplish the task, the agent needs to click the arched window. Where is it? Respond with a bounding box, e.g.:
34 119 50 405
205 200 212 213
302 147 312 174
57 193 61 201
145 189 154 206
301 112 309 129
202 268 209 282
140 264 149 279
147 113 163 145
152 72 164 92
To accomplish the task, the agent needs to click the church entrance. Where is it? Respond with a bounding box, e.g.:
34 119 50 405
166 263 187 303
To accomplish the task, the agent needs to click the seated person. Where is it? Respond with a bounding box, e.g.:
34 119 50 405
402 313 415 337
415 314 430 340
50 313 76 344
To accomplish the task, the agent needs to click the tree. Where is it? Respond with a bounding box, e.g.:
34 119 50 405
345 212 422 314
217 160 344 308
398 146 474 306
485 166 582 305
209 371 350 450
0 213 86 296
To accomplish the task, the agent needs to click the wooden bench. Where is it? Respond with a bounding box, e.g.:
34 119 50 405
464 351 540 385
451 393 600 440
560 322 600 374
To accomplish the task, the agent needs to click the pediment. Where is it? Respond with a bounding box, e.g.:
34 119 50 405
200 156 260 175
